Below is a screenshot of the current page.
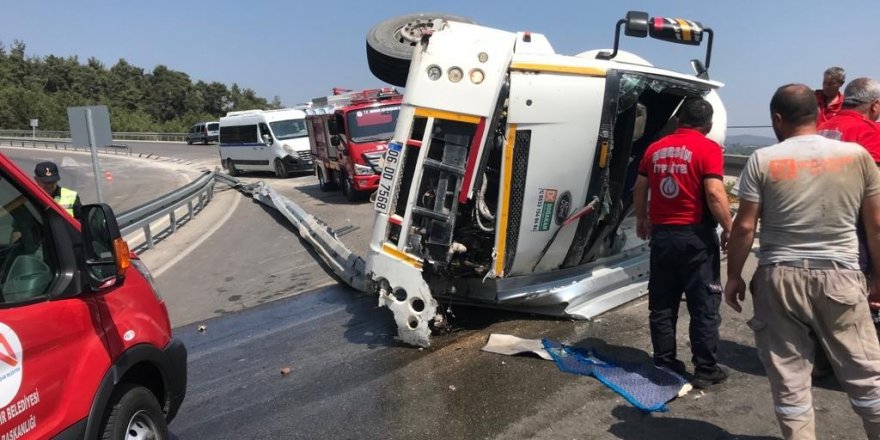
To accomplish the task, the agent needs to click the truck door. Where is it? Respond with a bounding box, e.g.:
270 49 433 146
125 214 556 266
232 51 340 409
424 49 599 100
0 168 110 438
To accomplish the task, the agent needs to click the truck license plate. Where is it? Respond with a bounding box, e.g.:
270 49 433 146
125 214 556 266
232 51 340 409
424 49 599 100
374 142 403 214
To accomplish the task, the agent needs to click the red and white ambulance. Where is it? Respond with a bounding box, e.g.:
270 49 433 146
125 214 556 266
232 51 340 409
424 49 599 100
0 153 186 439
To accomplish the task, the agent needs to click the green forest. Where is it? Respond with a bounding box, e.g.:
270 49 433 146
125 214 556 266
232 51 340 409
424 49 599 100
0 40 281 132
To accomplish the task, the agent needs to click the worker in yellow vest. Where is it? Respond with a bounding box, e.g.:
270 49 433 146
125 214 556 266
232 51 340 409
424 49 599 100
34 161 82 218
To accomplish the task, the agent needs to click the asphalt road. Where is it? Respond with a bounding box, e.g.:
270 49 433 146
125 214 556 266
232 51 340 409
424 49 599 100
1 146 195 213
62 141 867 439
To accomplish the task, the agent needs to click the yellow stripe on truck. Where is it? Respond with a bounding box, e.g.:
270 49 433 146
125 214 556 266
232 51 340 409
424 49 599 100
382 243 423 270
494 124 517 277
510 63 606 77
675 18 692 42
414 108 481 124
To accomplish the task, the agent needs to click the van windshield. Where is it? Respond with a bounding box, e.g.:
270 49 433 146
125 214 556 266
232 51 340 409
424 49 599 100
269 119 308 140
346 105 400 143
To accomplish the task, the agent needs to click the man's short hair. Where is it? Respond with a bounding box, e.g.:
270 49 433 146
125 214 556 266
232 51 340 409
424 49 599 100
677 97 713 128
843 77 880 107
824 66 846 84
771 84 818 126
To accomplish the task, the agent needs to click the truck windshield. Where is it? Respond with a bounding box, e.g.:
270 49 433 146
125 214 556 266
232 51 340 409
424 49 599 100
207 123 219 131
269 119 309 140
346 105 400 143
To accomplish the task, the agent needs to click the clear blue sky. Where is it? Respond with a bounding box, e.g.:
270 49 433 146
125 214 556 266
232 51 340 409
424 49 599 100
4 0 879 137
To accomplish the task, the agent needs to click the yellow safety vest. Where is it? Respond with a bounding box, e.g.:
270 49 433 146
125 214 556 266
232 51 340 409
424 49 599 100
54 187 77 216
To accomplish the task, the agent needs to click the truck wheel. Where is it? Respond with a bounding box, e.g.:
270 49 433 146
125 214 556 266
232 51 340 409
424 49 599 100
317 167 335 191
274 159 289 178
100 384 168 440
340 172 360 202
366 13 476 87
226 159 240 176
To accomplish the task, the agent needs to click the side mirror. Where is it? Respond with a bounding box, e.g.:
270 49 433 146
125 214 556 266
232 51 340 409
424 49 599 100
330 135 342 148
623 11 648 37
81 203 129 290
262 133 273 145
327 118 339 136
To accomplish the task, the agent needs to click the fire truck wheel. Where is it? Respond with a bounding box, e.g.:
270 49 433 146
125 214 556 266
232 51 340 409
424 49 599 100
340 172 359 202
274 159 289 178
366 13 476 87
317 167 335 191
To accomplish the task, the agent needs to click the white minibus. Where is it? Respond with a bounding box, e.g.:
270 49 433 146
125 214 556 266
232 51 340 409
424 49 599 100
219 109 312 177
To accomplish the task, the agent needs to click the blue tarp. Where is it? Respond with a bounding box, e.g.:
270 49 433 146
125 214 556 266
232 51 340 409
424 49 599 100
542 339 688 412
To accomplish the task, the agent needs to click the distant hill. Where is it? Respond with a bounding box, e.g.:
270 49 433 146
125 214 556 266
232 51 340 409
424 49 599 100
726 134 776 147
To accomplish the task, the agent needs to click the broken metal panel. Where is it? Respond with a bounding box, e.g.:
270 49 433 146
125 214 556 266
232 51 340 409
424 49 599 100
250 182 367 292
370 251 438 347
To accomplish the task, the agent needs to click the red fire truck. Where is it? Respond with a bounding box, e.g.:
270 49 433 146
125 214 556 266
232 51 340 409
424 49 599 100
306 88 402 201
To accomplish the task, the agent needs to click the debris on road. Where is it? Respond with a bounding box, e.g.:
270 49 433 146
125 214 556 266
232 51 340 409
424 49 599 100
197 324 207 333
280 367 292 376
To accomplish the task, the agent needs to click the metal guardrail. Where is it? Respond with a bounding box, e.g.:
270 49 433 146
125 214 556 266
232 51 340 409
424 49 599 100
0 130 187 143
0 137 132 155
117 170 216 250
724 154 749 178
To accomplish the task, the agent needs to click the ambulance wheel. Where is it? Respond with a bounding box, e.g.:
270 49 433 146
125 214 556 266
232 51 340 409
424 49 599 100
226 159 240 176
274 159 289 178
366 13 476 87
100 384 168 440
317 167 335 191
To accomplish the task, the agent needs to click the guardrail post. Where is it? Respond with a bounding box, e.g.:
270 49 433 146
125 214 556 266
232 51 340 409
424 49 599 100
170 211 177 233
187 201 194 221
144 225 154 249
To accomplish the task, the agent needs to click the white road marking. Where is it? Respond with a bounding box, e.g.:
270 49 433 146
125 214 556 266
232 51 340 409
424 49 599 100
153 191 242 278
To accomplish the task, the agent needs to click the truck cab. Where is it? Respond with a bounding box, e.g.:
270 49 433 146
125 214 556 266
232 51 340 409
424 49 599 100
0 153 186 438
306 88 402 201
363 12 727 346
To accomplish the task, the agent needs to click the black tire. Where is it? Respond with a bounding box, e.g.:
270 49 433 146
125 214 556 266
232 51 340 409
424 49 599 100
317 167 335 191
227 159 240 176
274 159 289 178
100 384 168 440
203 137 209 145
186 139 192 145
340 172 360 202
366 13 476 87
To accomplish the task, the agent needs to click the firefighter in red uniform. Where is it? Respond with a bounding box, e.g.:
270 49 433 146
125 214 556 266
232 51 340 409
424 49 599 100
634 97 733 388
816 66 846 124
819 77 880 163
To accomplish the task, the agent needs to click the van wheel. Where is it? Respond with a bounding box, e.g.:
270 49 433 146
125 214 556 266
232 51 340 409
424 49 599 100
366 13 476 87
340 172 359 202
274 159 289 178
186 139 192 145
203 137 209 145
226 159 240 176
100 384 168 440
317 167 335 191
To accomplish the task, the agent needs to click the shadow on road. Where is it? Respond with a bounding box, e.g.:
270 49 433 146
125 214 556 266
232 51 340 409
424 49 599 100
608 405 780 439
295 182 372 205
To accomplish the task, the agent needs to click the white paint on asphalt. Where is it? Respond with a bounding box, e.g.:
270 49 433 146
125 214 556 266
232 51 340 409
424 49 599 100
152 191 242 278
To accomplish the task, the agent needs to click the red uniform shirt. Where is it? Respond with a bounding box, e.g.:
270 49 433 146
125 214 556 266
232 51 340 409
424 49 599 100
816 90 843 124
818 109 880 163
638 128 724 225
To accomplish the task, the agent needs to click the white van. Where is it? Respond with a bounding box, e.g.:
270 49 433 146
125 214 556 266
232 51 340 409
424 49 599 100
219 109 312 177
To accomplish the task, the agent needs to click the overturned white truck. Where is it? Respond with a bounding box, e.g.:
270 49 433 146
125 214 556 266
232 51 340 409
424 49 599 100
363 11 727 346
